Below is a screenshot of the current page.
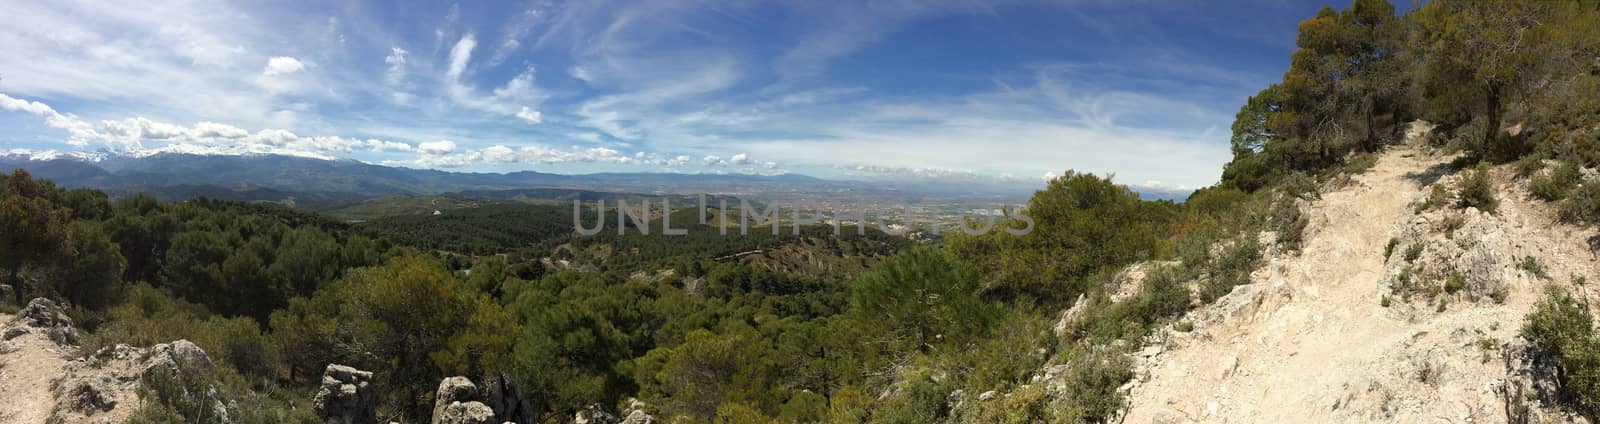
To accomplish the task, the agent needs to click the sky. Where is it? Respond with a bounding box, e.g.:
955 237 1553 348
0 0 1380 191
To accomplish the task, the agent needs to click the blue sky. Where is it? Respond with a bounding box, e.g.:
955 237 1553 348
0 0 1389 191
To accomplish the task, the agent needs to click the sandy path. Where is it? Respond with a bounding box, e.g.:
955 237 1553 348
0 313 71 424
1123 142 1600 423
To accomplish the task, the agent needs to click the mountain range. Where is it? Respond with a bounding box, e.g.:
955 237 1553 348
0 152 1190 208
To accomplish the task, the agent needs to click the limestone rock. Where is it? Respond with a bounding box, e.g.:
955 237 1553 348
483 373 537 424
313 364 376 424
1053 293 1089 337
14 297 76 344
433 376 480 423
142 340 214 380
620 409 657 424
434 401 495 424
50 339 226 424
575 404 620 424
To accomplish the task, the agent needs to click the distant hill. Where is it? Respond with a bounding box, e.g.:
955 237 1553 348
0 152 1048 205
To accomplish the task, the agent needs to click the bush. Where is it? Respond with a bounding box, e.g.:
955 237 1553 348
1520 256 1549 280
1199 237 1262 303
1532 161 1582 201
1517 152 1549 178
1271 196 1308 252
1344 153 1379 175
1560 178 1600 225
1384 238 1400 262
1523 286 1600 419
1416 184 1451 213
1445 273 1466 294
128 357 316 424
1456 162 1498 213
1055 346 1133 423
1404 244 1424 263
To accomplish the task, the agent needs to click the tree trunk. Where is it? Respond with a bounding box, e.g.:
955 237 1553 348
1485 84 1502 154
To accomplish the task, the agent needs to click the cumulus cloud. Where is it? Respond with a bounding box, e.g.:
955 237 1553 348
366 139 413 152
418 140 458 155
2 92 416 157
193 121 249 139
1 92 103 147
262 56 306 76
515 106 542 124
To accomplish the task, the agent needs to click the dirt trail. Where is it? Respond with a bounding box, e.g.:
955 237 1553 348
0 313 71 424
1123 139 1600 422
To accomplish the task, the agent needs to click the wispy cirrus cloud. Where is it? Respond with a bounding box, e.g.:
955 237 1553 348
0 0 1314 188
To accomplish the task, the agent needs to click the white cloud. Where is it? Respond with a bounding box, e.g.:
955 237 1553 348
418 140 457 155
193 121 249 139
384 47 409 85
447 34 476 80
729 153 753 165
366 139 412 152
516 106 542 124
262 56 306 76
161 24 247 67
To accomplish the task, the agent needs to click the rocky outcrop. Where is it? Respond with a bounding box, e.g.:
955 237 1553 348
1052 293 1089 338
619 399 657 424
313 364 377 424
10 297 77 344
435 402 496 424
573 399 658 424
574 404 619 424
50 340 227 424
432 376 483 424
483 372 537 424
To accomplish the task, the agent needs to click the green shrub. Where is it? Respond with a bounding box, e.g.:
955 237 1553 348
1272 196 1308 252
1384 238 1400 262
1560 178 1600 225
1517 152 1549 178
1521 256 1549 280
1345 153 1379 175
1456 162 1498 213
1522 286 1600 419
128 357 316 424
1417 184 1451 213
1445 273 1466 294
1199 237 1262 303
1055 346 1133 423
1404 244 1424 263
1440 214 1466 239
1532 161 1582 201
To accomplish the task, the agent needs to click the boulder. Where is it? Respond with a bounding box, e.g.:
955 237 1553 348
1053 293 1089 337
313 364 377 424
432 376 480 423
142 340 214 380
620 410 657 424
483 373 537 424
51 339 228 424
59 375 119 413
434 401 496 424
618 398 657 424
14 297 76 344
575 404 620 424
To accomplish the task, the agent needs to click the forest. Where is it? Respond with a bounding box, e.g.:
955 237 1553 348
5 0 1600 423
